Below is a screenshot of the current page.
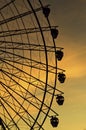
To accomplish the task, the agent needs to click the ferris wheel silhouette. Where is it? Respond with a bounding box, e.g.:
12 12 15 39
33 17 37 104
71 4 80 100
0 0 66 129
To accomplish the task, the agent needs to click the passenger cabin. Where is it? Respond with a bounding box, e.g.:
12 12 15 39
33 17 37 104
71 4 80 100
50 116 59 127
55 50 64 61
58 73 66 83
56 95 64 105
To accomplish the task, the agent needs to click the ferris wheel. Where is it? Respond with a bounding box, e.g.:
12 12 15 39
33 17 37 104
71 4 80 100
0 0 66 130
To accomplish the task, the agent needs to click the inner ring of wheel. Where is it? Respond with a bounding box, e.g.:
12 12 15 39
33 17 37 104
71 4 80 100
28 1 58 129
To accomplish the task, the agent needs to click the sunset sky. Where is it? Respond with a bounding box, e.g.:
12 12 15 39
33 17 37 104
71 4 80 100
46 0 86 130
0 0 86 130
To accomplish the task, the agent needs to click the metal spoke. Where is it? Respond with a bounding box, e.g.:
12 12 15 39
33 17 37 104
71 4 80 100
0 0 15 11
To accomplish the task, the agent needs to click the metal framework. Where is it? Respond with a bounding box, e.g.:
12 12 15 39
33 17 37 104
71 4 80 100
0 0 65 130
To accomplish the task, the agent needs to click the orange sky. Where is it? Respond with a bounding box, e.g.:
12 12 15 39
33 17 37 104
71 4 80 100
46 0 86 130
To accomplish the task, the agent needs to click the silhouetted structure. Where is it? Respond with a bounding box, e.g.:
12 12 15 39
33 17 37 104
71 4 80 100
56 95 64 105
43 7 50 17
50 116 59 127
58 73 66 83
56 50 64 61
51 28 59 39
